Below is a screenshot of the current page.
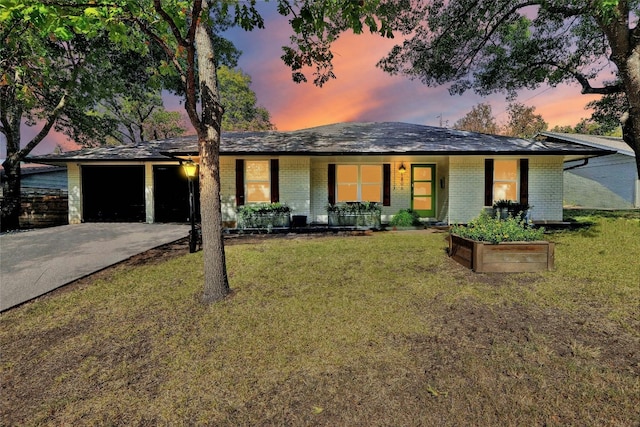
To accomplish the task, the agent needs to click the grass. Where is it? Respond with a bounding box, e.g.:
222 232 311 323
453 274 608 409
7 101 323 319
2 211 639 426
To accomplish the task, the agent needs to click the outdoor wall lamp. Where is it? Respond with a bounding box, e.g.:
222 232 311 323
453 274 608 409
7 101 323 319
182 158 198 179
181 158 199 253
398 163 407 188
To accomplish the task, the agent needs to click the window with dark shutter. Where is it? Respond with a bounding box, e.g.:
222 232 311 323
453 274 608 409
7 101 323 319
328 164 336 205
485 158 528 205
383 163 391 206
485 159 494 206
270 159 279 203
236 159 245 206
519 159 529 206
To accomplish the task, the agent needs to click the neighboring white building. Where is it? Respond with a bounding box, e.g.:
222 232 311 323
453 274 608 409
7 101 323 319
539 132 639 209
29 122 613 226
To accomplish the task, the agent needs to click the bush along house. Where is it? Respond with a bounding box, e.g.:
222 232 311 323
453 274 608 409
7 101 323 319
28 122 613 227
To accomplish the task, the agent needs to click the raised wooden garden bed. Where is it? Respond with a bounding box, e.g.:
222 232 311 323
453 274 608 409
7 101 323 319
326 202 382 230
449 234 555 273
238 212 290 230
328 212 381 229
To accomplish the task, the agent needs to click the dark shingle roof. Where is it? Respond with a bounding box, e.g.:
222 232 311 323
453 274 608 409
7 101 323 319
29 122 613 163
538 132 634 157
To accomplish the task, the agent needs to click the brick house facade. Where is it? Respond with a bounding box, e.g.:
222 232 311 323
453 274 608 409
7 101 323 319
30 122 612 226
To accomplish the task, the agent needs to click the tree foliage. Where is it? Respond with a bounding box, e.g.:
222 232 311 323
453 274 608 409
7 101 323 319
503 102 548 138
586 82 629 134
453 103 500 134
98 64 275 143
379 0 640 175
219 66 274 131
550 117 623 136
0 20 157 229
95 92 185 144
2 0 394 300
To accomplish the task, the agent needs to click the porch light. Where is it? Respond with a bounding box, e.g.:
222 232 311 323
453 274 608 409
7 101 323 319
182 158 198 178
398 163 407 189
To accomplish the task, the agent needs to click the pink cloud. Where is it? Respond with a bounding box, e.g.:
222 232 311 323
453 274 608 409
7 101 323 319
230 22 600 132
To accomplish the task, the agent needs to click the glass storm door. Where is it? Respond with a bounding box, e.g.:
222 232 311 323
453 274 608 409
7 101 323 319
411 165 436 217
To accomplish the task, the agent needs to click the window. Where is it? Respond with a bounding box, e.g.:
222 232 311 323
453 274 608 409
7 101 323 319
336 165 382 202
484 159 529 206
493 160 518 202
245 160 271 203
236 159 279 206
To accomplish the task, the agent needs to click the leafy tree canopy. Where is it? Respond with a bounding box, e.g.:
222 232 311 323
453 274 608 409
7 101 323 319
96 92 188 144
1 0 397 298
453 103 500 134
218 66 275 131
0 19 165 229
504 102 548 138
586 83 629 134
379 0 640 175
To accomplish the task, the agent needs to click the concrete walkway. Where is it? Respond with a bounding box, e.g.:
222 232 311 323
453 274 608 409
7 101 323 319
0 223 189 312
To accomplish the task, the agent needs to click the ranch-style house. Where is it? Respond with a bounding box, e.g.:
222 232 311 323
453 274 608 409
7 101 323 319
29 122 614 226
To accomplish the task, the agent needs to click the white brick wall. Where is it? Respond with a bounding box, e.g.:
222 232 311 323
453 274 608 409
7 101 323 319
220 156 312 223
448 157 486 223
101 154 565 226
310 160 328 223
67 163 82 224
529 157 564 221
279 157 311 218
447 156 565 223
144 163 154 223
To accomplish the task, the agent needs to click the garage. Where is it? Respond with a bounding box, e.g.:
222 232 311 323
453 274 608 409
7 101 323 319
82 165 145 222
153 165 199 223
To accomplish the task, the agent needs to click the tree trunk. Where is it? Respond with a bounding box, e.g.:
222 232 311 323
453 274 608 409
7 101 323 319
620 67 640 180
600 6 640 179
1 160 21 232
194 15 230 303
617 37 640 179
1 116 23 232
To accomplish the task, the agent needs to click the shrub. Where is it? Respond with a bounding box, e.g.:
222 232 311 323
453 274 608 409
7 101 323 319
390 209 421 227
325 201 382 214
492 199 531 220
237 203 291 219
451 210 545 244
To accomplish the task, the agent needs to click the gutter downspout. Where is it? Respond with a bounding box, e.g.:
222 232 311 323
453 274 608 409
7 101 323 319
564 158 589 171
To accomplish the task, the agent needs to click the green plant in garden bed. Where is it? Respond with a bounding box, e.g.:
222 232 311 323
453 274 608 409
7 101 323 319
326 202 382 228
237 203 292 229
492 199 530 220
237 202 291 216
451 210 545 244
390 209 422 227
325 201 382 214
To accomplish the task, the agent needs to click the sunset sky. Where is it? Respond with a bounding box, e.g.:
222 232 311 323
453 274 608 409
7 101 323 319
217 6 603 132
6 4 609 158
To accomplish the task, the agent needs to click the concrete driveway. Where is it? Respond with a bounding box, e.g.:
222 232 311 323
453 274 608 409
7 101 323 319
0 223 189 312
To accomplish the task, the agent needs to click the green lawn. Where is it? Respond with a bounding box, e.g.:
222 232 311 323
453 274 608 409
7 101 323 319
2 211 639 426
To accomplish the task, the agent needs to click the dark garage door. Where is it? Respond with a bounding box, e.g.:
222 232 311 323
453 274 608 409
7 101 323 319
154 166 188 223
82 165 145 222
153 165 200 223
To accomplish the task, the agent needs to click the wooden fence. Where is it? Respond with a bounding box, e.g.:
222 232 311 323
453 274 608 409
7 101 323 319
2 188 69 229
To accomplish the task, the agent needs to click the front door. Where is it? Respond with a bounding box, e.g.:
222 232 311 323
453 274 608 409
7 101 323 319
411 165 436 218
